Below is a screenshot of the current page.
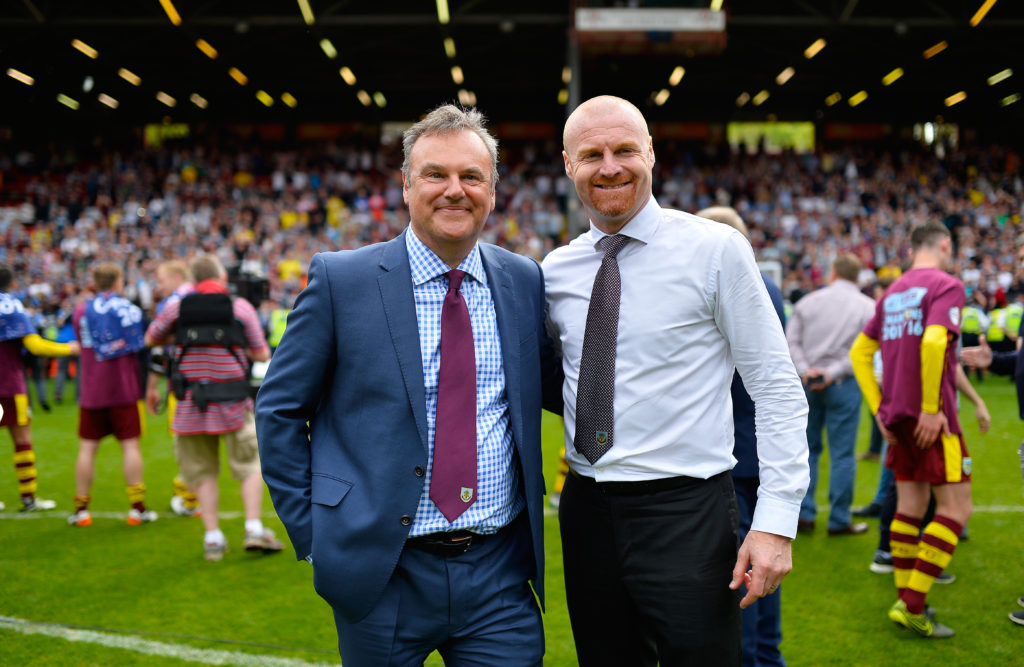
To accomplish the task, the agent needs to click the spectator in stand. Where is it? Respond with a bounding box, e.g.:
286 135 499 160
68 263 156 527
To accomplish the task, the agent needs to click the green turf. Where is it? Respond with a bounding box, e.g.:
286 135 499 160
2 377 1023 665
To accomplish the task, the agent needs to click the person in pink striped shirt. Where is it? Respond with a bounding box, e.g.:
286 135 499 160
145 255 280 561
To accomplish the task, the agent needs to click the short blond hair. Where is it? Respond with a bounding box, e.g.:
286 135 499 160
697 206 749 239
93 263 123 291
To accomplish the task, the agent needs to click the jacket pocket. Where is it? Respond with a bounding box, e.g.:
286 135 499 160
311 473 353 507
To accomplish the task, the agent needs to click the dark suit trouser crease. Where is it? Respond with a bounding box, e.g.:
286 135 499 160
333 513 543 667
559 470 742 667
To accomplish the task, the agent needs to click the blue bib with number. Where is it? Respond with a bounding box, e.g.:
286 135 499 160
82 292 145 361
0 292 34 342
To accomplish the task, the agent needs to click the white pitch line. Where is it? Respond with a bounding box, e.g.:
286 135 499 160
0 511 280 521
0 616 338 667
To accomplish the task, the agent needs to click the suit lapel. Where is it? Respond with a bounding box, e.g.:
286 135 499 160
481 245 523 445
377 232 429 452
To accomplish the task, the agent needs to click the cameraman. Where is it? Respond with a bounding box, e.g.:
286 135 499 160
145 255 281 561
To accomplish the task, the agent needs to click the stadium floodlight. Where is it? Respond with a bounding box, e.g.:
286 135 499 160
320 39 337 59
195 39 218 59
228 67 248 85
7 68 34 85
436 0 450 25
923 41 948 59
825 92 842 106
339 67 357 86
736 92 750 107
119 68 142 85
776 67 795 85
558 89 569 105
373 91 386 108
159 0 182 26
444 38 456 59
156 91 177 107
282 92 298 107
669 66 685 86
451 66 464 85
988 69 1013 86
457 89 476 106
970 0 998 27
848 90 868 106
654 89 670 106
57 94 79 109
98 93 118 109
190 93 208 108
944 91 967 107
256 90 274 107
882 68 904 86
1001 93 1020 106
752 90 770 106
562 66 572 84
297 0 315 25
804 38 826 59
71 39 98 59
357 90 372 106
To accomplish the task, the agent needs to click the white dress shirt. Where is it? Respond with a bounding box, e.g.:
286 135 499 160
543 197 809 538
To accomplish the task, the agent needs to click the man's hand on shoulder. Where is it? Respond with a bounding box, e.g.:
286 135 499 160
730 530 792 609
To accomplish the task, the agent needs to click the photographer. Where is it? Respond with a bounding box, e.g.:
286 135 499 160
145 255 280 561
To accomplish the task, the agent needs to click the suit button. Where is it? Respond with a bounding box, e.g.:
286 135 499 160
400 515 412 526
414 466 425 477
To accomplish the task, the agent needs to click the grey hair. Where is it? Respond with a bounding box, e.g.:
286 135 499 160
402 104 499 192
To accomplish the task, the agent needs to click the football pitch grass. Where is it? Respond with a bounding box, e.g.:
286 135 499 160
2 378 1023 665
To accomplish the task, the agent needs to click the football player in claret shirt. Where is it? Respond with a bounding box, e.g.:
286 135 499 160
0 266 79 512
68 263 156 527
851 222 971 639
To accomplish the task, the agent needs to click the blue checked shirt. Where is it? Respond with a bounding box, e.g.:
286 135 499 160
405 229 522 536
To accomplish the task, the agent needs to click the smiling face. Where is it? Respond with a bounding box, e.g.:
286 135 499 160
563 97 655 234
403 129 496 267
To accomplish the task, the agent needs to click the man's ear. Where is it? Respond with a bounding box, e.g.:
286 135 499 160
562 151 572 178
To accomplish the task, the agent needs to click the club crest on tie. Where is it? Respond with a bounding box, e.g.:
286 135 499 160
461 487 474 503
595 431 608 445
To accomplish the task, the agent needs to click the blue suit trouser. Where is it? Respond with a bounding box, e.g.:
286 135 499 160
333 513 543 667
734 477 786 667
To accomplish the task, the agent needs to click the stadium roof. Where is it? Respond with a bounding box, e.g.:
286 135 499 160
1 1 1022 134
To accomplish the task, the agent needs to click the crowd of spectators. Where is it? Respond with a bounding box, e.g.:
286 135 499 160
1 135 1022 325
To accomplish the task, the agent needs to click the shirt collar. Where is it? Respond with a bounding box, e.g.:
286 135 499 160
582 195 662 250
405 225 487 287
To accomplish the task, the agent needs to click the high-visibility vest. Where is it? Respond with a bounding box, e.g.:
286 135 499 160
268 308 290 348
960 306 985 335
987 308 1006 342
1005 303 1024 338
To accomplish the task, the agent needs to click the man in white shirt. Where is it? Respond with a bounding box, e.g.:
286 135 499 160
543 95 809 665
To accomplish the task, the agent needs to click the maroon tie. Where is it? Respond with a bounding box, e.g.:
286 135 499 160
430 269 478 522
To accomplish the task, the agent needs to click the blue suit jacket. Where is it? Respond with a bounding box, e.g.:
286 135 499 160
255 231 562 622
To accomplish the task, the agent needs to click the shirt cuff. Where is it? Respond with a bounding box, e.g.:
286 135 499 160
750 495 801 540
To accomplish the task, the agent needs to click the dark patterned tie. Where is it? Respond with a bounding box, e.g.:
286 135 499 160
430 269 478 522
574 234 630 464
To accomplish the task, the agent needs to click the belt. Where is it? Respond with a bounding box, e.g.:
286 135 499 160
570 468 714 496
406 512 524 557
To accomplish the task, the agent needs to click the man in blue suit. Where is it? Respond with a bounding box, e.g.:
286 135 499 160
255 104 562 666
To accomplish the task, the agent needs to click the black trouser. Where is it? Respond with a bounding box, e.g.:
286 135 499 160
559 470 742 667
